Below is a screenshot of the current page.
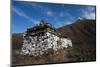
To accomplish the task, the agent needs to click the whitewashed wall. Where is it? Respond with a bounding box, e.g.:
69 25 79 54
21 32 72 56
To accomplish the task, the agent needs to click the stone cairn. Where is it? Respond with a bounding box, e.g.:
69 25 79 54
20 20 72 56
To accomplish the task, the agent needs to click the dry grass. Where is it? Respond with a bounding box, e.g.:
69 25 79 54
12 47 96 66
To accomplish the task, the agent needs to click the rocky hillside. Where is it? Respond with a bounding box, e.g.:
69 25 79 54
57 19 96 48
12 19 96 66
12 33 23 49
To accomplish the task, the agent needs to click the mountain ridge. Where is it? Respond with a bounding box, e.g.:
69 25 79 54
57 19 96 48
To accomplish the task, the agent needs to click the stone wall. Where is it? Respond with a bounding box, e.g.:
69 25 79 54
20 32 72 56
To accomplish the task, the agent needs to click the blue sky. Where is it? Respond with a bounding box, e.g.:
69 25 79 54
12 1 96 33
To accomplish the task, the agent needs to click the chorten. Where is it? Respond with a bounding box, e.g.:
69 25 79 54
20 20 72 56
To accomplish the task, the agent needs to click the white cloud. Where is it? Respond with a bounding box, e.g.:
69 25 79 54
83 11 95 19
12 6 36 23
31 3 52 15
82 6 96 19
12 6 27 18
47 10 53 16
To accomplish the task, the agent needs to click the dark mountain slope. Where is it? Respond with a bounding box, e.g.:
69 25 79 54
56 19 96 62
12 33 23 49
57 19 96 48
